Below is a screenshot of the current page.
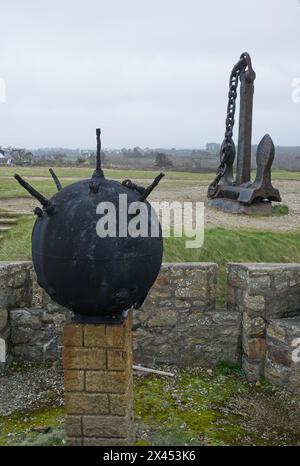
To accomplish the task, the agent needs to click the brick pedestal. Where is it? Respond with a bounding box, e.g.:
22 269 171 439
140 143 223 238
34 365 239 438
63 311 134 446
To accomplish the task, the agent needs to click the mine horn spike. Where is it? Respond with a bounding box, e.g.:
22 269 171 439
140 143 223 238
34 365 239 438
49 168 62 191
14 174 53 211
94 127 104 177
138 172 165 202
89 128 104 193
96 128 102 173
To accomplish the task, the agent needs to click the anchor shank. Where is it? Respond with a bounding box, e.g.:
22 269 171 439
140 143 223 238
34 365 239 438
236 66 255 185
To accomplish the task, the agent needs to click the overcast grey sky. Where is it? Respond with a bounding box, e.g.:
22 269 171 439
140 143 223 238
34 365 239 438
0 0 300 149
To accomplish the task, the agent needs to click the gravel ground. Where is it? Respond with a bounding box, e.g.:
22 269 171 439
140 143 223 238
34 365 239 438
0 363 64 416
150 180 300 232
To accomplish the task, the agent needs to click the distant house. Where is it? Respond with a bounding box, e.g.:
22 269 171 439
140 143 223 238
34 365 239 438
0 147 15 165
0 153 8 164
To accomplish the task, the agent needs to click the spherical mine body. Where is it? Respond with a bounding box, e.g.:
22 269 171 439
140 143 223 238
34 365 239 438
32 178 163 318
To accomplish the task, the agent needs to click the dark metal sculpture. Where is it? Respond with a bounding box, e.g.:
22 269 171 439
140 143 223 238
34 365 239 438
15 129 164 323
207 52 281 212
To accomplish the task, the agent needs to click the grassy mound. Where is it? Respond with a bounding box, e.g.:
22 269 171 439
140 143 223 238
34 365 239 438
164 228 300 303
1 218 300 303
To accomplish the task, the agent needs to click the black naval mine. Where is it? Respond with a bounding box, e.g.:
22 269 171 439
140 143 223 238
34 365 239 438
15 129 164 324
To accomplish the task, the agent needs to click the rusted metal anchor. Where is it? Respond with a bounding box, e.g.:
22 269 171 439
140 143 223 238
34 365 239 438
207 52 281 207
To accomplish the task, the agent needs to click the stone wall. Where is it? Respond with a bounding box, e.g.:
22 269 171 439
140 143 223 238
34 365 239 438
0 261 73 372
133 263 241 367
265 317 300 395
227 263 300 393
1 262 242 369
0 262 34 373
0 261 299 396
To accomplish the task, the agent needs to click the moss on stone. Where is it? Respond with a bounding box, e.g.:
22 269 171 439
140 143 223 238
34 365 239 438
8 361 54 374
1 367 299 446
134 368 300 446
0 406 65 446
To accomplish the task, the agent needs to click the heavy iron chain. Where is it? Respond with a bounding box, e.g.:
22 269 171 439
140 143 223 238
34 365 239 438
207 53 249 198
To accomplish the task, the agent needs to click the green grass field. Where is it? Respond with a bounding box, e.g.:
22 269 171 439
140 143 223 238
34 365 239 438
0 177 205 199
0 167 210 199
1 166 300 180
0 166 209 180
0 166 299 199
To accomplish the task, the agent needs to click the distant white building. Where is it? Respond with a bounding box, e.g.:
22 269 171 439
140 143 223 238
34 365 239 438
0 153 7 164
80 149 94 158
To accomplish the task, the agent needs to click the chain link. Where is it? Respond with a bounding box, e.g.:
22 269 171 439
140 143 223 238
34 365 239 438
207 53 248 198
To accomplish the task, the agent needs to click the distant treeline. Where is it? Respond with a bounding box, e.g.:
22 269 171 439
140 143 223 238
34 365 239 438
2 144 300 173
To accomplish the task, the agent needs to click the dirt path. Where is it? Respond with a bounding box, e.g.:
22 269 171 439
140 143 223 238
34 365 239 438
1 179 299 232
